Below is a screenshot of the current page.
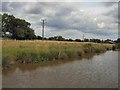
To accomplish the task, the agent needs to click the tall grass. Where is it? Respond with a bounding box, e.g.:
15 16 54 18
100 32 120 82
115 43 120 50
2 40 113 68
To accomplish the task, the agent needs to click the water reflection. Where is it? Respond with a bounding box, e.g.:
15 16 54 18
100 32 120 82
2 51 118 88
3 52 96 76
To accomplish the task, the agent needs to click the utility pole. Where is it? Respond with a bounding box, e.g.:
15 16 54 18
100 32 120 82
83 34 85 41
41 19 46 40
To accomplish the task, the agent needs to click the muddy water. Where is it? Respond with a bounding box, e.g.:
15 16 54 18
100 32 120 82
2 51 118 88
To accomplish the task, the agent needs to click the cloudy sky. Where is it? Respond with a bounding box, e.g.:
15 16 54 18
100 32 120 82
1 0 119 40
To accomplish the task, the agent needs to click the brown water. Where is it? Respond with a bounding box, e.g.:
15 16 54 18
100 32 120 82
2 51 118 88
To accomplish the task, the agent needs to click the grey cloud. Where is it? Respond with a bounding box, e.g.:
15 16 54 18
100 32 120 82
102 2 117 6
103 3 118 19
1 2 118 39
2 2 9 12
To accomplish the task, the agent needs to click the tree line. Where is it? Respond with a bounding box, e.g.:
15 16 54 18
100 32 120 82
37 36 120 44
1 13 120 44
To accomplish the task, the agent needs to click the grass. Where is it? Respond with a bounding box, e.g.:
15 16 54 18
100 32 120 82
2 40 113 68
115 43 120 50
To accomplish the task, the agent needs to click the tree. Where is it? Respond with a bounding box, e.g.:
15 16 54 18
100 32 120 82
57 36 65 41
104 39 112 43
84 38 89 42
25 28 35 40
90 39 101 43
36 36 42 40
75 39 82 42
2 13 14 35
67 38 73 41
48 36 65 41
116 38 120 43
2 13 35 40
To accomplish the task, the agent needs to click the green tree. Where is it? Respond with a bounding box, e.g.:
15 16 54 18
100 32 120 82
2 13 35 40
116 38 120 43
84 38 89 42
2 13 14 35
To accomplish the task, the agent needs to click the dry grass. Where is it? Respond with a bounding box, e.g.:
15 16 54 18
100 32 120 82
2 40 113 68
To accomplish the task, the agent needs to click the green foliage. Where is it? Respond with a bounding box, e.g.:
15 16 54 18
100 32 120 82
48 36 65 41
115 38 120 43
115 43 120 50
2 13 35 40
2 53 16 67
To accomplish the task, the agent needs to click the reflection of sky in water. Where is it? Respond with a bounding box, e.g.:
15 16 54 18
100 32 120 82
2 51 118 88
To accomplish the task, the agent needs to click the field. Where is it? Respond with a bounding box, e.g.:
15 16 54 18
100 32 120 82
2 40 113 68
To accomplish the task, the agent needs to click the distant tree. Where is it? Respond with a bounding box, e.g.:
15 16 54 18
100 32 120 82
95 39 101 43
75 39 82 42
67 38 73 41
116 38 120 43
89 39 101 43
0 14 2 32
36 36 42 40
101 40 104 43
48 37 54 40
57 36 65 41
48 36 65 41
104 39 112 43
84 38 89 42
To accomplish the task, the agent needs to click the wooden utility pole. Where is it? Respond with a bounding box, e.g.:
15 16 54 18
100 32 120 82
41 19 46 40
83 34 85 41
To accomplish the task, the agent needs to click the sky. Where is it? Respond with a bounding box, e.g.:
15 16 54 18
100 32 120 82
1 0 119 40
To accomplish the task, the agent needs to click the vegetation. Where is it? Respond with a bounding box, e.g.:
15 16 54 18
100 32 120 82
2 40 113 68
112 38 120 50
1 13 118 44
2 13 35 40
0 13 118 69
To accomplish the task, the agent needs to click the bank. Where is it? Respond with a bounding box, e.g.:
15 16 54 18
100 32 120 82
2 40 113 69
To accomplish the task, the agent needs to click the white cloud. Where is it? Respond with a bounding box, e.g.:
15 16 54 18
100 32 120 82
97 22 105 28
2 2 118 40
2 0 119 2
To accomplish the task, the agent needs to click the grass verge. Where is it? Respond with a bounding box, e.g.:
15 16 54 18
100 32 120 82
2 40 113 68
